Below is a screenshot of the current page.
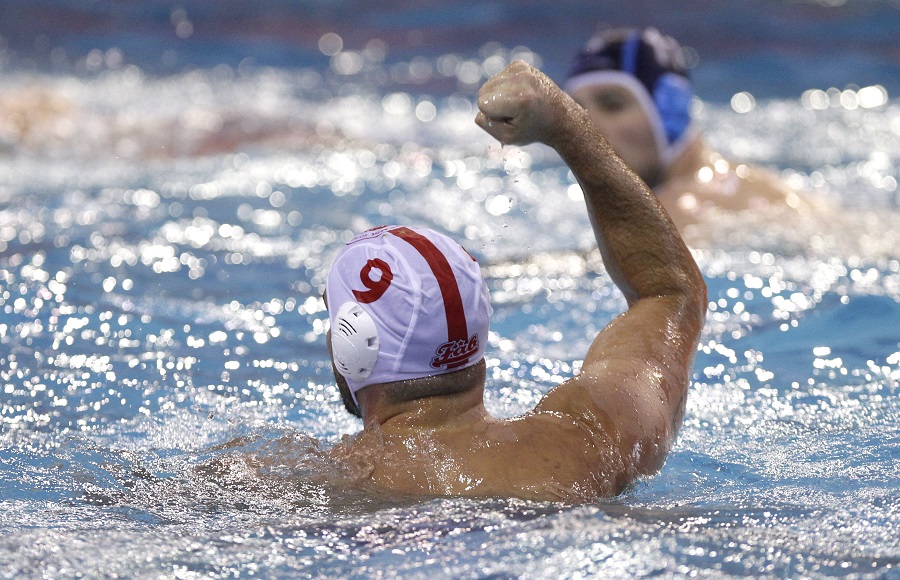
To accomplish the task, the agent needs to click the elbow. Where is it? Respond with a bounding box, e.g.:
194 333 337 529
664 277 707 339
677 259 708 329
664 274 708 327
690 275 708 326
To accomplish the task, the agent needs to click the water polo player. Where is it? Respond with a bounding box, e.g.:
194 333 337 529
323 61 707 502
566 27 817 232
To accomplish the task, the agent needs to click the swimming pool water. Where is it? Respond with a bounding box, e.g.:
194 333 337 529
1 2 899 578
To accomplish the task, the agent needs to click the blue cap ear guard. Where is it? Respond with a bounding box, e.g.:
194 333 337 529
653 72 692 144
567 27 693 145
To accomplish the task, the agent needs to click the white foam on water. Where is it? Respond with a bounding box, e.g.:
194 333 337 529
1 59 898 578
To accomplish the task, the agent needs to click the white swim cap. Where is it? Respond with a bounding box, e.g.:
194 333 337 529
325 226 491 402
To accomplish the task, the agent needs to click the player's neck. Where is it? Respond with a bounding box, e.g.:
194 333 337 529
662 133 709 184
363 385 489 431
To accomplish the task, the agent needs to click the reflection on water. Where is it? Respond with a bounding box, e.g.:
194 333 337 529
1 35 899 579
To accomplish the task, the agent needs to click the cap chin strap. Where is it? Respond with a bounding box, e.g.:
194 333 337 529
331 302 380 391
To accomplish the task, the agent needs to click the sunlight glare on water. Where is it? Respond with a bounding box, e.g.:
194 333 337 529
1 15 899 578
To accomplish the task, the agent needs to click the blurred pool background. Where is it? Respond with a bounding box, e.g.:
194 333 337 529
0 1 898 578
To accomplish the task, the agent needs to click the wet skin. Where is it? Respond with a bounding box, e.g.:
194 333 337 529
328 62 707 502
569 81 820 234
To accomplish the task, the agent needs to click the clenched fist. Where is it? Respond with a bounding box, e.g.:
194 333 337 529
475 61 574 147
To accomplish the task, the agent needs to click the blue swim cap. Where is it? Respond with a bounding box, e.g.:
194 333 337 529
565 27 693 166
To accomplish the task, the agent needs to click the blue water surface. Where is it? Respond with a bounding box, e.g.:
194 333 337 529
1 1 899 578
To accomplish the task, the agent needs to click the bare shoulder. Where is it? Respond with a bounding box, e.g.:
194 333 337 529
446 411 631 500
657 159 818 230
342 411 628 501
472 411 628 499
734 163 814 210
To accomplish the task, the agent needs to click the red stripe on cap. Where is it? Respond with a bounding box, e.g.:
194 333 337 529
388 227 468 344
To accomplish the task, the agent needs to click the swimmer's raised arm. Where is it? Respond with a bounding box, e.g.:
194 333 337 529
477 61 707 480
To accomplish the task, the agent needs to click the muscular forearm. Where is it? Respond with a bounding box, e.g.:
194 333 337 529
547 96 703 307
475 61 703 309
478 62 706 482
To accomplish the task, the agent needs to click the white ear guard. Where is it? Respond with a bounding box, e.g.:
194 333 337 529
331 302 380 382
